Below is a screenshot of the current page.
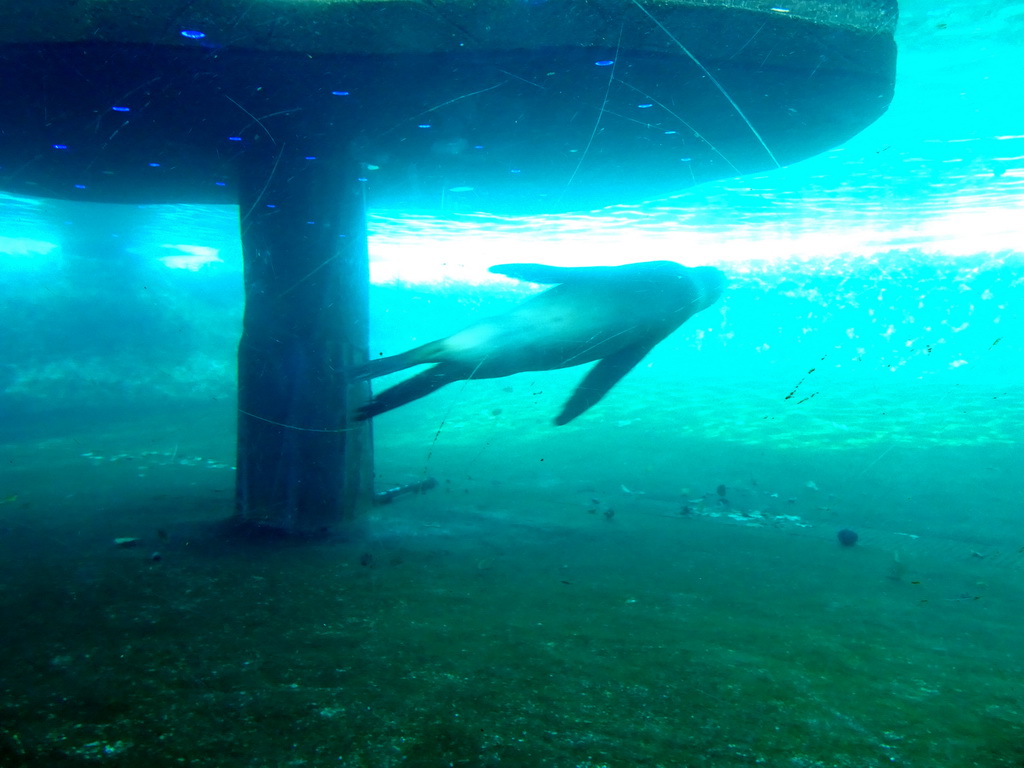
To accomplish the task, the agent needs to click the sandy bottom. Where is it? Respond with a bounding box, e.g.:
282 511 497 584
1 401 1022 768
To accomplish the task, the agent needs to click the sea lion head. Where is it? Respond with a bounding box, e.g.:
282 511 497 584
686 265 727 310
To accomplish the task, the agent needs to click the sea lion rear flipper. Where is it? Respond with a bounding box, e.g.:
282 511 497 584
554 342 656 426
351 339 448 381
356 364 462 420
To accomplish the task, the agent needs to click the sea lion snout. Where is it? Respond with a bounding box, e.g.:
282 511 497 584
686 265 727 308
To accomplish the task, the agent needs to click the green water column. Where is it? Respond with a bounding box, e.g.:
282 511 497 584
0 0 898 537
235 140 373 534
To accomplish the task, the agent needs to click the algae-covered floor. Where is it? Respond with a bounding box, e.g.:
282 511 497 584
1 404 1023 767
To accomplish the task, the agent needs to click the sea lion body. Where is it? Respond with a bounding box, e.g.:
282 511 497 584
355 261 725 424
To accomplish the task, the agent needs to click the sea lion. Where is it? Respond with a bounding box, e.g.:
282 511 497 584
354 261 726 425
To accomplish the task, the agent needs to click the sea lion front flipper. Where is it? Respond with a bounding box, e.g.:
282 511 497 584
554 341 657 426
490 263 637 284
489 263 580 284
491 261 689 286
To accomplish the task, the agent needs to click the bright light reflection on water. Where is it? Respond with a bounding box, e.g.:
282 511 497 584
1 124 1022 283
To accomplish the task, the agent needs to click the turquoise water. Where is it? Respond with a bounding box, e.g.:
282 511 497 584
2 0 1024 765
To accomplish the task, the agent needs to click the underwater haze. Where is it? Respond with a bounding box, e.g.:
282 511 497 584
2 0 1024 766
